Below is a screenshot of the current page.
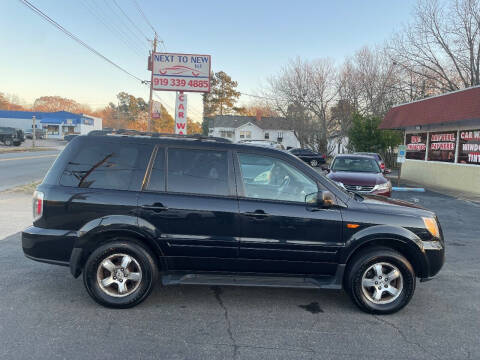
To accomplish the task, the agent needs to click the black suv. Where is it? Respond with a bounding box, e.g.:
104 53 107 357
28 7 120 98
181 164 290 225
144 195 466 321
0 127 25 146
288 148 326 167
22 133 445 313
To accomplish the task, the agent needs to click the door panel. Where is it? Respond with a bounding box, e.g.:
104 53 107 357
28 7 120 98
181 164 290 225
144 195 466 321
238 199 342 275
137 146 241 272
235 152 343 275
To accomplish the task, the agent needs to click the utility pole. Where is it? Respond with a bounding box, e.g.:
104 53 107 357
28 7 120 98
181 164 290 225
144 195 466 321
32 115 36 148
148 33 158 132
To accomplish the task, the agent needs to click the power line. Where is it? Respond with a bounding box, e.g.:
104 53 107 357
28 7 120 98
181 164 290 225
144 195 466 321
18 0 146 83
102 0 149 52
132 0 166 51
80 0 145 59
239 92 276 101
112 0 150 43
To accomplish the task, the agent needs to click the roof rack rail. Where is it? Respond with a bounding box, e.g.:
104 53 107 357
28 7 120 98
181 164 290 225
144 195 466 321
88 129 232 143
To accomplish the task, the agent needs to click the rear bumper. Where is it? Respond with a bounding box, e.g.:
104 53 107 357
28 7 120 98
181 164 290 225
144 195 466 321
22 226 77 266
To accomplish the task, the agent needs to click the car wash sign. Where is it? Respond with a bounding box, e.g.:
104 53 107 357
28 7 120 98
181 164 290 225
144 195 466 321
175 92 187 135
152 53 211 93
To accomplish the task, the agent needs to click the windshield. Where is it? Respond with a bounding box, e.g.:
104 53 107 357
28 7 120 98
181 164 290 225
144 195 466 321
331 157 381 173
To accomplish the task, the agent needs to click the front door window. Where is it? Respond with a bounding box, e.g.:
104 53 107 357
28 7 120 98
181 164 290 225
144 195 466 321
237 153 317 202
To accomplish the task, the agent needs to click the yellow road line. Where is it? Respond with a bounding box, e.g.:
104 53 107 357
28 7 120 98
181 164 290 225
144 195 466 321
0 154 57 162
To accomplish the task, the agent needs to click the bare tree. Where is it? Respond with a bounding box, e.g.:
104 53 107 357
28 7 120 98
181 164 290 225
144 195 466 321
267 57 338 153
389 0 480 92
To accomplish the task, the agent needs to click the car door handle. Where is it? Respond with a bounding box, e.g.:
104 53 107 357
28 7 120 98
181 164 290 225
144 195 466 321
141 205 168 212
244 210 269 218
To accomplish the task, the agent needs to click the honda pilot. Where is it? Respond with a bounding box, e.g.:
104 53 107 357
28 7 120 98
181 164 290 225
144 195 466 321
22 132 445 314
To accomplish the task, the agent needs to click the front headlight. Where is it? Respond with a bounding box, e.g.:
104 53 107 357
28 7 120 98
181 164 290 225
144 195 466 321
422 217 440 238
373 181 392 192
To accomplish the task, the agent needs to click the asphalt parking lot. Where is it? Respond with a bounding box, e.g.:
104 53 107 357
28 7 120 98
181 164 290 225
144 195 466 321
0 190 479 360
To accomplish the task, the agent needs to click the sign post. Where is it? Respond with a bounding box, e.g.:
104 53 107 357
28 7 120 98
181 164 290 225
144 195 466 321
32 115 36 148
175 92 187 135
396 145 406 186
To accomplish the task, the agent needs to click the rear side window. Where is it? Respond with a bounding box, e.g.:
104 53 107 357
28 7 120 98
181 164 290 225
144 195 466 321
60 142 153 191
167 148 229 196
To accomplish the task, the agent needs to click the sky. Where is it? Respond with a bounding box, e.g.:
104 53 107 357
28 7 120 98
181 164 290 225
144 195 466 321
0 0 416 121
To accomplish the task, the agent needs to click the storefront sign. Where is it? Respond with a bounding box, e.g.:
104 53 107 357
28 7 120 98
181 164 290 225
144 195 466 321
428 131 456 162
405 133 427 160
458 129 480 165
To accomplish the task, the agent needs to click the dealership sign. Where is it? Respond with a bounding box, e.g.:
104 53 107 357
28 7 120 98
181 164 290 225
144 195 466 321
175 92 187 135
152 53 211 93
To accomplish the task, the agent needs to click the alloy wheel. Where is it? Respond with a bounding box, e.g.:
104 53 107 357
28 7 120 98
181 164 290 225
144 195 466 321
361 262 403 304
96 253 142 297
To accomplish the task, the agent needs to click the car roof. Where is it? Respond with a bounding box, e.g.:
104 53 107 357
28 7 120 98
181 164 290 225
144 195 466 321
78 133 290 156
334 154 376 159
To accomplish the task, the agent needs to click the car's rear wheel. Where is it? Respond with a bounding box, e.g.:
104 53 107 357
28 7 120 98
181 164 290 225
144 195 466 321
83 240 158 308
310 159 318 167
4 138 12 146
345 248 415 314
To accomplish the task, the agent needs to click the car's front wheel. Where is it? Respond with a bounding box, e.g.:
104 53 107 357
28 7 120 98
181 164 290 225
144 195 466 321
345 248 415 314
83 240 158 308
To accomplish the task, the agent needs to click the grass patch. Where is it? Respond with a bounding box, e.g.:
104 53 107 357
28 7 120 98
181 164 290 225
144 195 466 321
0 147 57 154
4 181 42 194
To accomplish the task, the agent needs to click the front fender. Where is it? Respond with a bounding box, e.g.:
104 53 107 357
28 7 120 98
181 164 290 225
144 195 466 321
340 224 429 277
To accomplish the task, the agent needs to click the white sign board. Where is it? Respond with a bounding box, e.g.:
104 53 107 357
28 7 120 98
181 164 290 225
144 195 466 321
397 145 407 163
151 101 162 118
175 92 187 135
152 53 211 93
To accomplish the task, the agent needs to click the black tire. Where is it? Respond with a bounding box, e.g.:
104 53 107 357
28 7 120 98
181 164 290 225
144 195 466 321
13 141 21 146
83 239 158 308
4 138 13 146
345 247 415 314
309 159 318 167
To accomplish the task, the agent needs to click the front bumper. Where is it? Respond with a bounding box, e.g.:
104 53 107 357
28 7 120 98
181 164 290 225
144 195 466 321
22 226 77 266
421 240 445 278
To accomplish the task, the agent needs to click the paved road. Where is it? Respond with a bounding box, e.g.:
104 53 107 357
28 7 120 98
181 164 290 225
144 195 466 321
0 190 479 360
0 150 59 191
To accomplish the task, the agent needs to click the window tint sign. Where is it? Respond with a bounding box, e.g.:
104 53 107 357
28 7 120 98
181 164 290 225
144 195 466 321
405 133 426 160
428 131 456 162
458 129 480 165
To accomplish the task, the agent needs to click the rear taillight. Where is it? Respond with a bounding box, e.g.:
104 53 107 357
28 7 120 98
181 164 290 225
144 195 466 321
33 190 44 221
380 163 385 170
322 154 326 159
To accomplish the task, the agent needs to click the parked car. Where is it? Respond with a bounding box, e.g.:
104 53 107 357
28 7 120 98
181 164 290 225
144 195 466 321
0 127 24 146
326 154 392 196
22 132 444 314
24 128 46 139
288 148 326 167
238 139 285 150
63 134 78 142
354 152 386 172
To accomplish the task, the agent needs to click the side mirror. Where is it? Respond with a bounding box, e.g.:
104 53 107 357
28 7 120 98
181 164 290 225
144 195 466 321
384 169 391 174
305 191 336 209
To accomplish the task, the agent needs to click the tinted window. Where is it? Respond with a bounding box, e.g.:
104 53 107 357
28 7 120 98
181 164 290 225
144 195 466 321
167 148 229 196
146 148 165 191
331 157 380 173
238 153 317 202
60 141 152 191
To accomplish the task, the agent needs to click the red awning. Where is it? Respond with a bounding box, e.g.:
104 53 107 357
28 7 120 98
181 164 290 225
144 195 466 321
380 86 480 129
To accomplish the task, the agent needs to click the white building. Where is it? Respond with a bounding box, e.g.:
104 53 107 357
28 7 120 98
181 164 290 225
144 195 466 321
327 133 349 156
207 115 300 149
0 110 102 139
